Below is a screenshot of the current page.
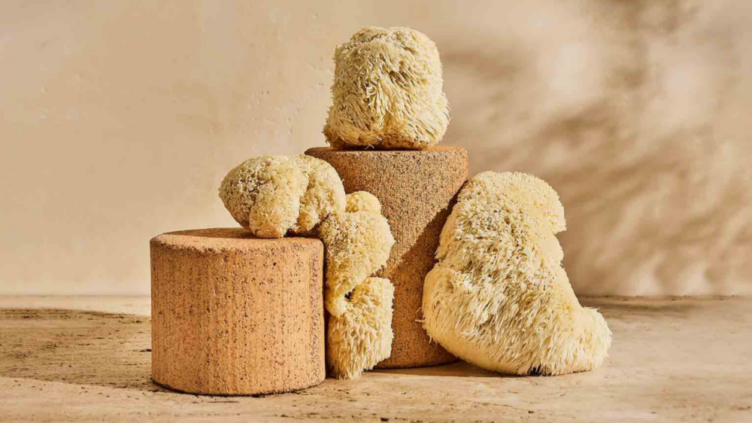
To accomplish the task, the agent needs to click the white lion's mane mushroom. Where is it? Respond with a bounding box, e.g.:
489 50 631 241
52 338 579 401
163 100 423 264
423 172 612 376
219 155 346 239
319 192 396 379
323 26 449 150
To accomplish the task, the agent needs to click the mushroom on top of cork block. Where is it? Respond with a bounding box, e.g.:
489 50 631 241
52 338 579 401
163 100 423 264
151 228 325 395
306 146 468 368
323 27 449 150
219 155 346 239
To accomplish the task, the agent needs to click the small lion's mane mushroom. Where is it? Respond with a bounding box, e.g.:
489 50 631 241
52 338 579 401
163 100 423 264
218 155 346 238
326 277 394 380
320 192 394 317
319 192 396 379
324 27 449 150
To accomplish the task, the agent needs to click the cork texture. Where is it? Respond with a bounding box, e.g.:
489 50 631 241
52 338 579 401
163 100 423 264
306 147 468 368
150 228 325 395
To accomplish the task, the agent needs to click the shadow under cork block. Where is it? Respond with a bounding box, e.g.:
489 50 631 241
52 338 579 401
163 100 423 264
0 308 164 392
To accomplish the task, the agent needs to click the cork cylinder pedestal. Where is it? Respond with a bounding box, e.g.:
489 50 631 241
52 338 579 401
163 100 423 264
306 146 468 368
150 228 325 395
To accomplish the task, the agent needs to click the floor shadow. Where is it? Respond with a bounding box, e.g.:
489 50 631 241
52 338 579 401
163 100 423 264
580 296 711 320
0 308 167 393
374 360 512 378
0 308 498 393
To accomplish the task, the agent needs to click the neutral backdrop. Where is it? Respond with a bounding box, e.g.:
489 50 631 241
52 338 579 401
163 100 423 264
1 0 750 296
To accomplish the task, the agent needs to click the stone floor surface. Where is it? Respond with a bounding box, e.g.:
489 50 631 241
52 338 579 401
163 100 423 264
0 296 750 423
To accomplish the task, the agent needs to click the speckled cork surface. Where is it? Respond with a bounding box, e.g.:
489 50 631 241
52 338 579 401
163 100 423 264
150 228 325 395
306 147 468 368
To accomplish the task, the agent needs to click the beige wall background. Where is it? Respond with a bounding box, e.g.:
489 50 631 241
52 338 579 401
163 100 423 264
1 0 750 296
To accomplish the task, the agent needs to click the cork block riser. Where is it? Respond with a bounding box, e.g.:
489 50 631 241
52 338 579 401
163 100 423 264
306 147 468 368
151 228 325 395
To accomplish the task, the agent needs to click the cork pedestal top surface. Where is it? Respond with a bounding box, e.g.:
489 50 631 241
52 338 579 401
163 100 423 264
151 228 322 251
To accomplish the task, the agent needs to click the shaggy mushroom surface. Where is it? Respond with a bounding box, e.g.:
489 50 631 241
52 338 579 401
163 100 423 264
320 192 396 379
323 27 449 150
219 155 346 238
423 172 612 375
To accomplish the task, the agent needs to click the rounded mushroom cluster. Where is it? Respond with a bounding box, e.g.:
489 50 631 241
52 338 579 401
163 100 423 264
320 192 394 317
321 192 396 379
324 26 449 150
219 155 346 238
422 172 612 376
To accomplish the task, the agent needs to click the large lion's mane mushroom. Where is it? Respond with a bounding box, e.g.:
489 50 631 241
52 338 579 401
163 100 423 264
319 192 396 379
219 155 346 238
422 172 612 376
324 27 449 150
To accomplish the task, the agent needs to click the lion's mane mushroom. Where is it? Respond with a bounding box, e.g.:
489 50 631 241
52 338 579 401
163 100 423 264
219 155 346 238
423 172 612 376
320 192 396 379
324 27 449 150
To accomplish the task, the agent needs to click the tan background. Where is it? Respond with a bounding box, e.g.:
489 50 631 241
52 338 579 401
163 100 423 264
1 0 750 296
